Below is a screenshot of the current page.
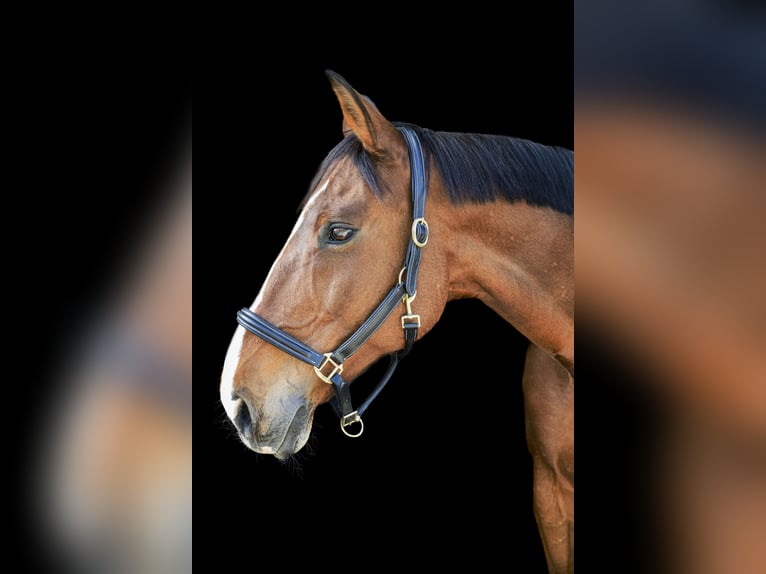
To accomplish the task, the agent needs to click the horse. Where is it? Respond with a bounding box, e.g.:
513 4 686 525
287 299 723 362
220 71 573 573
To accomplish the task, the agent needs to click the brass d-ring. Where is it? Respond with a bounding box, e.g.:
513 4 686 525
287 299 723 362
411 217 429 247
340 411 364 438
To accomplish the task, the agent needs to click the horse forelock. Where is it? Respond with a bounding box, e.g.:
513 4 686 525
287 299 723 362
302 135 391 210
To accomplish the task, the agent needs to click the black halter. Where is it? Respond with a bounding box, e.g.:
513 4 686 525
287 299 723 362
236 126 429 437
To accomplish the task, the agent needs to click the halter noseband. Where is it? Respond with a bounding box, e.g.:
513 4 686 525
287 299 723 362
236 126 429 437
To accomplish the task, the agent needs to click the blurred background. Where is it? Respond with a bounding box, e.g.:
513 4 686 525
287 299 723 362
576 1 766 572
6 29 191 573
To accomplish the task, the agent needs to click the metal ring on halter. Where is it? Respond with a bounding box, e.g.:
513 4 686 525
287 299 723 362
340 411 364 437
411 217 429 247
398 267 417 300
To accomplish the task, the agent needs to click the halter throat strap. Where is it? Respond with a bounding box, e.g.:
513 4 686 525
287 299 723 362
236 126 428 437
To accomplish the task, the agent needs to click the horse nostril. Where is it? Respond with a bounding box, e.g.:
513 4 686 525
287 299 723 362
232 396 256 441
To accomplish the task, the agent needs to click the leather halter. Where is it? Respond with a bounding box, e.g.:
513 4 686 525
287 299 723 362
236 126 429 437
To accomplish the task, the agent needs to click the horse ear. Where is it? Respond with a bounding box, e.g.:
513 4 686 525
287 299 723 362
325 70 401 157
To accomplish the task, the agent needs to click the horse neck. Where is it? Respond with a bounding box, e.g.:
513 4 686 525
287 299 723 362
435 194 574 366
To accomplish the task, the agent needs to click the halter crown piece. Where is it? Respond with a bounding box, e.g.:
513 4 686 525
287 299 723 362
236 127 429 437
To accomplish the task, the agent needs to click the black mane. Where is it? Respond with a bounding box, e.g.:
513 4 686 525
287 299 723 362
307 123 573 215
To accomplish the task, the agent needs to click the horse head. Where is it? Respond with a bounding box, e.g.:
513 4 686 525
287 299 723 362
220 72 448 459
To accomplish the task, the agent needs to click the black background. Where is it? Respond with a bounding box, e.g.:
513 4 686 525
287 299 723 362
199 22 573 574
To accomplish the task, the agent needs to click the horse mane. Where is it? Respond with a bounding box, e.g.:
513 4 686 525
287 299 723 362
306 123 573 215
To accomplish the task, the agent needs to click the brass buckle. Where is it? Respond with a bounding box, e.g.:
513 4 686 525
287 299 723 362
401 293 420 329
340 411 364 437
313 353 343 384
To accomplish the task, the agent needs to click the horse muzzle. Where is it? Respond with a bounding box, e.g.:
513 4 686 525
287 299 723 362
230 393 311 460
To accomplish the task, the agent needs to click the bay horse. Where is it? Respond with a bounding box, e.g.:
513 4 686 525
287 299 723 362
221 71 573 573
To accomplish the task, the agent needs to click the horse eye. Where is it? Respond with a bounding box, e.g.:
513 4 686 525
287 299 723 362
328 225 355 243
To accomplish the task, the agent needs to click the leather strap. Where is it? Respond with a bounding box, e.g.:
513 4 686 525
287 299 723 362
236 310 324 366
399 127 428 297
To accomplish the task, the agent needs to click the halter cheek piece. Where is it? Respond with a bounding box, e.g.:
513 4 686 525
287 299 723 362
236 127 429 438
